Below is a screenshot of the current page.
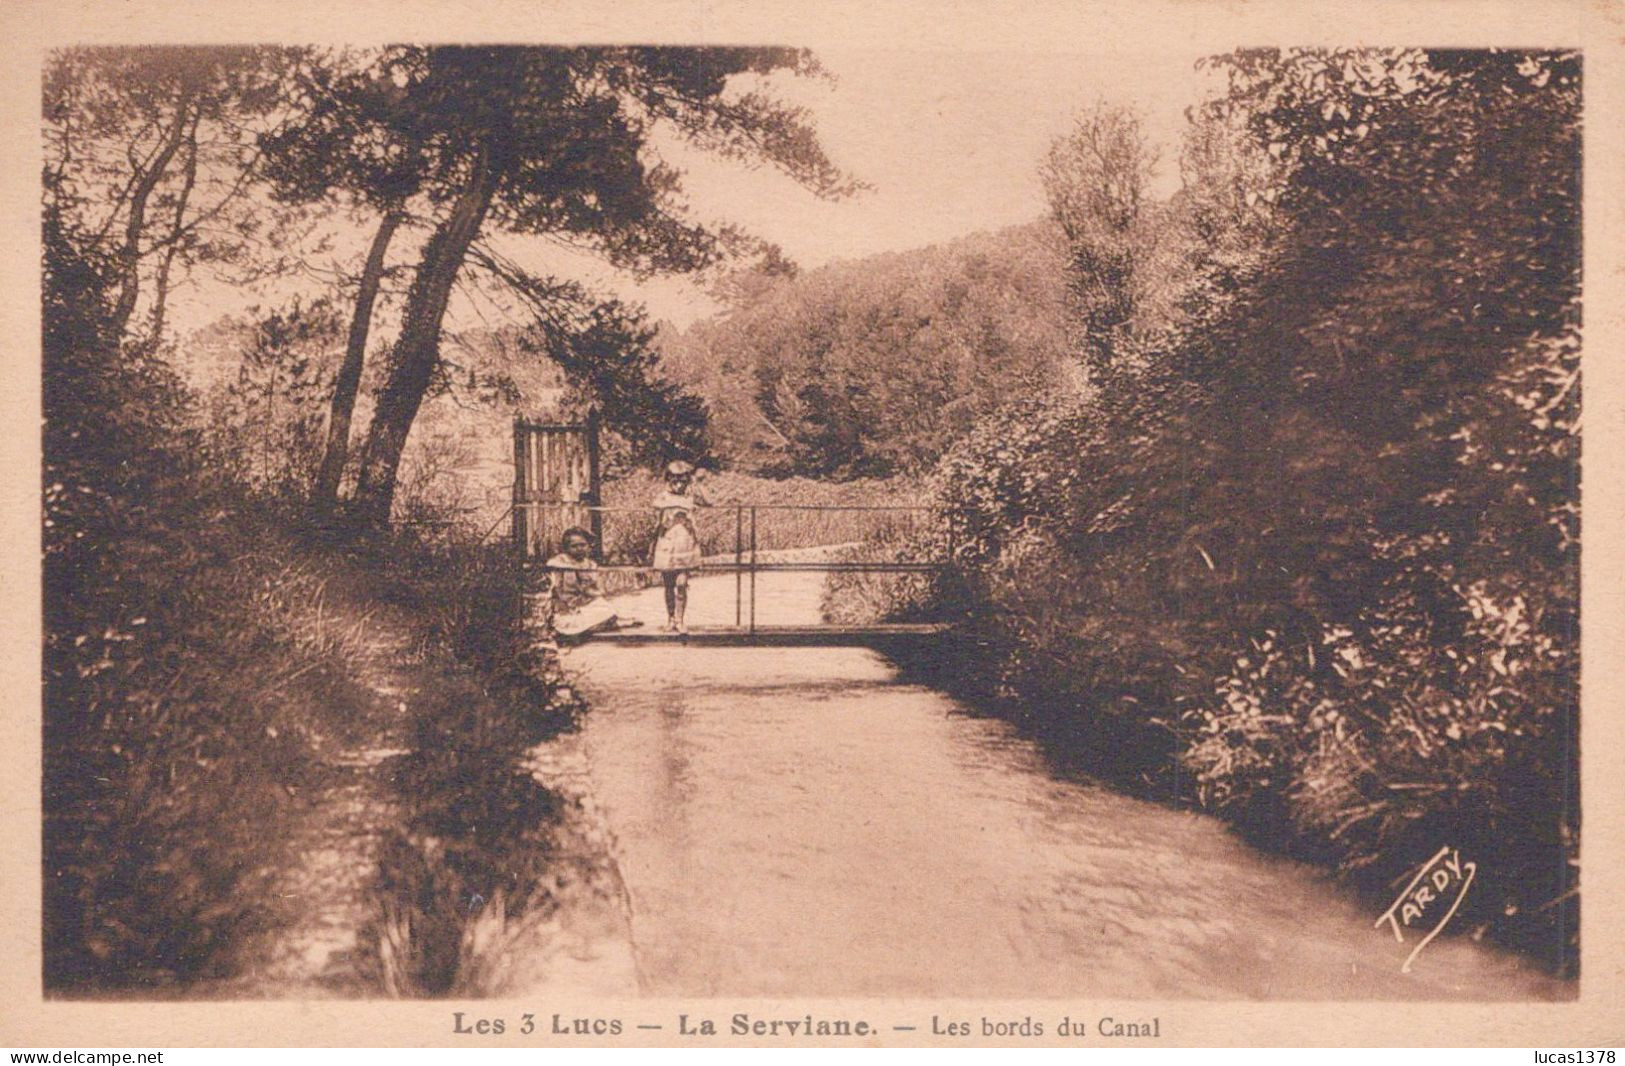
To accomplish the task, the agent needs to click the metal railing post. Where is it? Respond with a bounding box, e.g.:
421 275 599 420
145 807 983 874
735 505 743 627
511 417 527 558
585 408 603 558
749 505 758 635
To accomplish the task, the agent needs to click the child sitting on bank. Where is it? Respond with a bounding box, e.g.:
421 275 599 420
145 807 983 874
546 526 622 640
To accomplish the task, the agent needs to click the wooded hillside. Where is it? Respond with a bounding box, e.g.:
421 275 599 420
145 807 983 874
655 220 1077 478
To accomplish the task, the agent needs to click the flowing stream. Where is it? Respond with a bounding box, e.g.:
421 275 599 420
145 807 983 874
556 571 1568 1000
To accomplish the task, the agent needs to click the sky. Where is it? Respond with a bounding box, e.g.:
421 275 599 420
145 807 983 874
502 47 1217 328
40 0 1607 353
167 45 1219 341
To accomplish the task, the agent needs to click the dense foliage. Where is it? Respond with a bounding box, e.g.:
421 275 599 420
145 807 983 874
656 221 1075 478
45 200 321 985
859 48 1580 970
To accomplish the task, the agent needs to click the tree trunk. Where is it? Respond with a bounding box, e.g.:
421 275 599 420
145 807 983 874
142 108 202 354
352 152 498 527
111 90 192 341
313 210 401 517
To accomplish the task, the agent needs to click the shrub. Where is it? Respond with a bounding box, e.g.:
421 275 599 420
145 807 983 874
862 50 1579 972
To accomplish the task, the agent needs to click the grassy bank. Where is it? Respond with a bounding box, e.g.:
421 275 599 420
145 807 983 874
355 529 627 997
42 488 579 994
46 494 343 990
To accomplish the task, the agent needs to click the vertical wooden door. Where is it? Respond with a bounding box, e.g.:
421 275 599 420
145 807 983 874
512 411 600 560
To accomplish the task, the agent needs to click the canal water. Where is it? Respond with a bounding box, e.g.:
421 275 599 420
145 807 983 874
556 572 1568 1000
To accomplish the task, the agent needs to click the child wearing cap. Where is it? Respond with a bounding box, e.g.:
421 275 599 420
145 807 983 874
650 460 708 633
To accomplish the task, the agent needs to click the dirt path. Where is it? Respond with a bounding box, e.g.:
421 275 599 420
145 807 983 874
205 599 635 1000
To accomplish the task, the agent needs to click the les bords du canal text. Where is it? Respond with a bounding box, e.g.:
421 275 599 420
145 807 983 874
452 1011 1163 1039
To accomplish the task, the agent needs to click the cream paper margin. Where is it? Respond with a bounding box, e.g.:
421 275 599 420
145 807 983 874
0 0 1619 1048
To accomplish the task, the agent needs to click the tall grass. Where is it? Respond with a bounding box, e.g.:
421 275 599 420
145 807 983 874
343 520 596 997
44 497 383 990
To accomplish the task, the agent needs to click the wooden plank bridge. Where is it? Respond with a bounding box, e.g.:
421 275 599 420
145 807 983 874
579 622 948 647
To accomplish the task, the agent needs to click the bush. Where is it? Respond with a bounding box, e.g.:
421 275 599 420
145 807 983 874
42 493 383 988
863 50 1579 972
43 206 313 988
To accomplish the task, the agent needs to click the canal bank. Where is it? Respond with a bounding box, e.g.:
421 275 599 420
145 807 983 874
553 571 1570 1000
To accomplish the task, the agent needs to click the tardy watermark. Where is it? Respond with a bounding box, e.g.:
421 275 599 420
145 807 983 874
1375 845 1477 973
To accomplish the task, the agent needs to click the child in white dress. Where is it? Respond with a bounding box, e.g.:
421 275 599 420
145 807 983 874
650 460 708 633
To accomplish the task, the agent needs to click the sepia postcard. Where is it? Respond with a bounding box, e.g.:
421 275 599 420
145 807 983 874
2 0 1623 1050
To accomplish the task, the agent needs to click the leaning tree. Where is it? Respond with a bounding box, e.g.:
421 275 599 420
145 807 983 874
258 50 427 515
267 46 857 527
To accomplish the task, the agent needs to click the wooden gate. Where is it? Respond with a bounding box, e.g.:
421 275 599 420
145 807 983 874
512 411 601 561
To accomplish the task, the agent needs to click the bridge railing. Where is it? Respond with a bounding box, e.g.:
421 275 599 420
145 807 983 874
521 502 950 633
519 502 948 571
